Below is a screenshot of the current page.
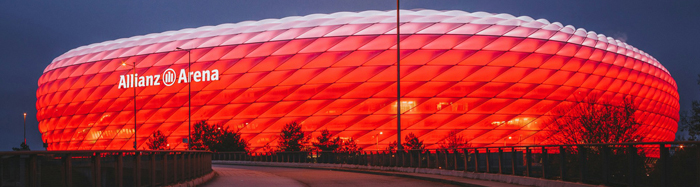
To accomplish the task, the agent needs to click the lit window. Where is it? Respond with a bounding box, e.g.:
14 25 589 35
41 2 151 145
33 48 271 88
393 100 417 113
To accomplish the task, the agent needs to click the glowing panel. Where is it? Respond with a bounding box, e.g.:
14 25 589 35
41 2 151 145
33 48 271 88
37 10 679 151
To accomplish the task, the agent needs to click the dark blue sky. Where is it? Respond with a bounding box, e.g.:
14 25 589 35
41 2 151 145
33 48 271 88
1 0 698 150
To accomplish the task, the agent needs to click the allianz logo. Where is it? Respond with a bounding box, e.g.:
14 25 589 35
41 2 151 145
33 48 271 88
118 68 220 89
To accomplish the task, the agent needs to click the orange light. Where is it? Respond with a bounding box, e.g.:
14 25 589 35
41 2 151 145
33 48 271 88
35 10 680 151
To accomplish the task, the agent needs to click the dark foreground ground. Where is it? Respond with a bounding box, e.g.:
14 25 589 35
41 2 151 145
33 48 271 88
203 164 460 187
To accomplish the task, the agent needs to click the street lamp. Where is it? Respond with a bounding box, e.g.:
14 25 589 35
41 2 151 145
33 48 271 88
518 135 522 146
175 47 192 150
23 113 26 145
505 136 512 146
396 0 403 151
373 132 383 151
121 61 138 150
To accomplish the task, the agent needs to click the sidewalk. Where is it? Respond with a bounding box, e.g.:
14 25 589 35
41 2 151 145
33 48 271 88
214 161 593 187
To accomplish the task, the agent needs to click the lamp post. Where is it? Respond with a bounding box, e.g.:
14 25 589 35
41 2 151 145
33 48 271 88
396 0 403 151
23 113 26 145
121 61 138 150
373 132 383 151
519 135 522 146
175 47 192 150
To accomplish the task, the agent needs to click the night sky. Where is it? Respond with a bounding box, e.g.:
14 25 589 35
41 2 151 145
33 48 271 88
1 0 698 151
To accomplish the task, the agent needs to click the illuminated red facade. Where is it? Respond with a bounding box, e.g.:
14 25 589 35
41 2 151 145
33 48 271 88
37 10 679 151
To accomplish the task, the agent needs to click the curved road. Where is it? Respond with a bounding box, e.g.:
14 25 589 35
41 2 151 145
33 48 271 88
204 164 459 187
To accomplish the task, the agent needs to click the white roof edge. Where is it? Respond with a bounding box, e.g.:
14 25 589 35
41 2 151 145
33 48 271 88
48 9 669 75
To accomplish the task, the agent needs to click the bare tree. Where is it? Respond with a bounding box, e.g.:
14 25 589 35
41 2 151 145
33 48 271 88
679 74 700 140
312 129 362 154
191 121 248 152
260 142 276 153
277 122 310 152
545 97 645 144
191 121 216 150
146 130 169 150
337 138 362 154
438 130 470 149
12 142 30 151
386 133 425 151
312 129 341 152
386 141 397 151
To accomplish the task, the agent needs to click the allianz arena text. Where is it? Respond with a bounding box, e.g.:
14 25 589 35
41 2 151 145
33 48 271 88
37 10 679 151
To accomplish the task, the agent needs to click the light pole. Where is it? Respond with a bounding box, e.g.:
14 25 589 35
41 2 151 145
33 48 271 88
519 135 522 146
373 132 383 151
396 0 403 151
175 47 192 150
23 113 26 145
121 61 138 150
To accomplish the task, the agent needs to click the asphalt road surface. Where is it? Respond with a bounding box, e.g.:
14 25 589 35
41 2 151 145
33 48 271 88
203 164 459 187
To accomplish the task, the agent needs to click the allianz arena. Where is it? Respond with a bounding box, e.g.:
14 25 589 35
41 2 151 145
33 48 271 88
37 10 679 151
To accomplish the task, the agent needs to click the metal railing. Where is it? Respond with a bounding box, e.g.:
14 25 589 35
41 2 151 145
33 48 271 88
0 150 211 187
213 141 700 187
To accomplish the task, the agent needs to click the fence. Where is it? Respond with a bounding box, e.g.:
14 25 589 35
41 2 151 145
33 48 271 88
0 150 211 187
213 141 700 187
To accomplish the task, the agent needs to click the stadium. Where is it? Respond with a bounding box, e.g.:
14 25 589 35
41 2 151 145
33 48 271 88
36 10 679 151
